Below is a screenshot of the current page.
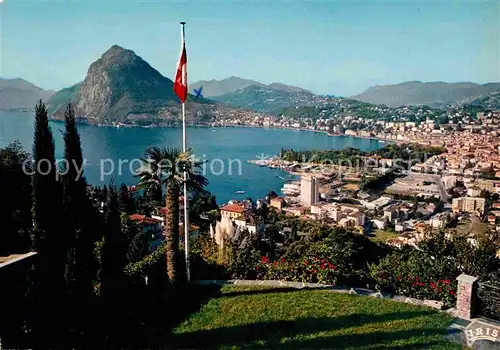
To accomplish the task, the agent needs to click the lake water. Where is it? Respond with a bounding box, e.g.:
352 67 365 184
0 111 381 204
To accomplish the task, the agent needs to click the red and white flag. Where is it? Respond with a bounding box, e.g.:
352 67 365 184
174 42 188 103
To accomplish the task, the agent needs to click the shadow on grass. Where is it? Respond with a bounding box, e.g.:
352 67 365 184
120 283 223 348
281 327 460 350
171 309 452 349
21 283 225 349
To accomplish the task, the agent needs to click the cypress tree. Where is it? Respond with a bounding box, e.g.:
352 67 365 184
31 100 65 342
100 187 128 338
101 187 127 301
62 104 96 304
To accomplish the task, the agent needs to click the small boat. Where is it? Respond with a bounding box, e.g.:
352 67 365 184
235 190 246 195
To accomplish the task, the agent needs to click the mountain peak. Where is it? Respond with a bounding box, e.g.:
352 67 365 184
99 45 137 64
103 44 128 55
49 45 183 121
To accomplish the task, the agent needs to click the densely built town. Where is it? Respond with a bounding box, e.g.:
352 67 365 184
126 104 500 257
205 108 500 253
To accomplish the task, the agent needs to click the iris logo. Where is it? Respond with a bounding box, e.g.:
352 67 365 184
465 321 500 346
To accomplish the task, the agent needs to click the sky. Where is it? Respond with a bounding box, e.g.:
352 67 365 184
1 0 499 96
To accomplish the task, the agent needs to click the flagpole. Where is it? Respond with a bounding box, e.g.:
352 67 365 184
180 21 191 282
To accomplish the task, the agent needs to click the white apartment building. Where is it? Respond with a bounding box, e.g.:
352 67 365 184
452 197 485 215
300 176 319 206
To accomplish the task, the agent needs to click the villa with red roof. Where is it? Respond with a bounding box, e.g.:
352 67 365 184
220 203 245 219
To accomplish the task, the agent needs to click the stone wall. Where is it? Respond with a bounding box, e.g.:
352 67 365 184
196 279 446 310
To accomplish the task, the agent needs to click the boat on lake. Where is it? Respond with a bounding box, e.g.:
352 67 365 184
235 190 246 195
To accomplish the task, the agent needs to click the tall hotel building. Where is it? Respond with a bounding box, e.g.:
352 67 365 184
300 176 319 206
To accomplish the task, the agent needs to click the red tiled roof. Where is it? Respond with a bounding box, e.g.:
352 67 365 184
220 204 245 213
129 214 145 221
129 214 162 225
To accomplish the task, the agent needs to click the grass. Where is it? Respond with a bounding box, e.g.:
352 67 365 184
452 219 489 237
172 285 462 349
369 229 399 243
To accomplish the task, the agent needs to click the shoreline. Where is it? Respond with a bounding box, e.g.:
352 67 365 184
5 109 398 145
60 119 395 144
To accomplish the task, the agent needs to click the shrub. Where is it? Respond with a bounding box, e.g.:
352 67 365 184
257 256 339 284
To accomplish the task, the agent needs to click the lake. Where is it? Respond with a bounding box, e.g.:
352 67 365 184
0 111 381 204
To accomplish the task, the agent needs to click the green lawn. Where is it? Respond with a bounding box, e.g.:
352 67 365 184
452 219 490 237
370 229 399 243
172 285 462 349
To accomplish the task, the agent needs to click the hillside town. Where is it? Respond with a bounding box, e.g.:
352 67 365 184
123 106 500 255
202 109 500 255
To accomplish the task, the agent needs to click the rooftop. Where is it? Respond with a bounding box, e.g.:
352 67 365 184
220 204 245 213
129 214 163 225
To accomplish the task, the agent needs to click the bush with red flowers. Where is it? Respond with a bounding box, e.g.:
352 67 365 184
369 231 500 308
369 249 459 308
256 255 341 284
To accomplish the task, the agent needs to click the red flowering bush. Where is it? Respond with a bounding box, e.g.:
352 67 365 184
369 251 458 308
301 256 338 284
256 255 341 285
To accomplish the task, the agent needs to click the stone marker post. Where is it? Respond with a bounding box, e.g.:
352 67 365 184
456 274 478 320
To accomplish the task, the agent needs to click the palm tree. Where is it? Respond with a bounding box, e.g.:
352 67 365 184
135 146 207 284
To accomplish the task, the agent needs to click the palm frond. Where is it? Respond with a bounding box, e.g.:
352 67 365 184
136 146 208 195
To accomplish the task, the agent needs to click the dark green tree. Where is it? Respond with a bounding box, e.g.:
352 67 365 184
62 104 96 303
0 142 32 255
144 181 163 205
189 191 217 229
118 183 136 214
100 187 127 304
0 142 33 347
31 100 65 341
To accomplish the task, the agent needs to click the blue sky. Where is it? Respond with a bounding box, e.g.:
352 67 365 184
1 0 499 96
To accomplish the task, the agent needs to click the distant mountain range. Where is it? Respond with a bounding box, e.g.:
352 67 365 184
189 77 317 113
190 77 311 97
0 78 54 110
3 62 499 120
210 85 318 114
194 79 500 113
351 81 500 108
